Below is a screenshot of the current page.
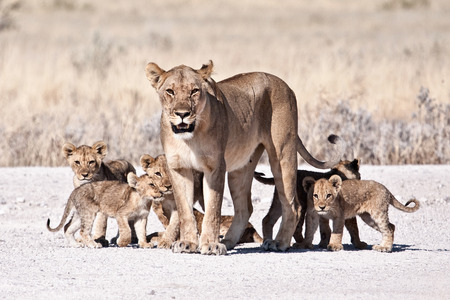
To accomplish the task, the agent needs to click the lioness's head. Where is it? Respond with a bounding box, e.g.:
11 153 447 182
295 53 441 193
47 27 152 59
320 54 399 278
333 159 361 180
62 141 107 183
127 173 164 202
145 60 214 140
303 175 342 215
140 154 172 194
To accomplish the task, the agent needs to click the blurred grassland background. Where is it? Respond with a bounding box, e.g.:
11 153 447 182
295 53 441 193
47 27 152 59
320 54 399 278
0 0 448 166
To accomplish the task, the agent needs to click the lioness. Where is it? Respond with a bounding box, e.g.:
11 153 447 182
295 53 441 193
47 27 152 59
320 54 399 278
302 175 420 252
145 61 344 254
255 159 367 249
47 173 163 248
62 141 136 245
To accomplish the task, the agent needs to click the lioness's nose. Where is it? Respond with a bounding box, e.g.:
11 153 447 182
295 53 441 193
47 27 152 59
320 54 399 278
175 111 190 119
319 205 326 210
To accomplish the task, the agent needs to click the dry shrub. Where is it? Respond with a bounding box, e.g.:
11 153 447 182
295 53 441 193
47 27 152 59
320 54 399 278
300 87 449 165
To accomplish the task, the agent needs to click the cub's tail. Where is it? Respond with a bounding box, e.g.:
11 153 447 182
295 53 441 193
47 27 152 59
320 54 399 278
253 172 275 185
47 194 74 232
390 195 420 213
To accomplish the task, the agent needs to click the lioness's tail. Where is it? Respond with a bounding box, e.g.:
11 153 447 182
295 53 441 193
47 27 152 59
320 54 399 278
390 195 420 213
253 172 275 185
297 135 345 169
46 194 74 232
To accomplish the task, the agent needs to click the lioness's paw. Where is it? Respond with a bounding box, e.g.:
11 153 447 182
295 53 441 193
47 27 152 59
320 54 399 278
138 242 154 249
372 244 392 252
200 243 227 255
157 239 173 250
172 241 199 254
354 241 368 250
262 239 280 251
220 239 236 251
292 242 313 249
327 243 343 251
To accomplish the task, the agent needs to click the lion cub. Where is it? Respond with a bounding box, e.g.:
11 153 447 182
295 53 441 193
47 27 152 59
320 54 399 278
302 175 420 252
47 173 163 248
62 140 136 245
254 159 366 249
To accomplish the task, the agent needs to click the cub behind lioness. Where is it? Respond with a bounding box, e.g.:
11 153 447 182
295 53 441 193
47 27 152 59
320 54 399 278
47 173 163 249
302 175 420 252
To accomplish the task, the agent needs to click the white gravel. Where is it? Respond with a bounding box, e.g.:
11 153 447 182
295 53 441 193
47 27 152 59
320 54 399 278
0 164 449 299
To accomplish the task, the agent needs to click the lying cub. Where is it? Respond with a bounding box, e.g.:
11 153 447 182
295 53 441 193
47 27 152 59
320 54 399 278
47 173 163 249
302 175 420 252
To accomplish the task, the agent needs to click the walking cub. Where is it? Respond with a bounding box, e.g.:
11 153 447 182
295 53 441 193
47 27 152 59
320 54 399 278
254 159 366 249
302 175 420 252
47 173 163 248
62 140 136 245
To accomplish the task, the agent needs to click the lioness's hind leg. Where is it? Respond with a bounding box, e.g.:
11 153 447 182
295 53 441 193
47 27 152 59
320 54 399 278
262 192 282 242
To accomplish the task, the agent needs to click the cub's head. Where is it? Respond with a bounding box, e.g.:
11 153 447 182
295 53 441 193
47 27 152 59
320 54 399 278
332 158 361 180
145 61 214 140
127 173 164 202
303 175 342 215
62 141 107 184
140 154 172 194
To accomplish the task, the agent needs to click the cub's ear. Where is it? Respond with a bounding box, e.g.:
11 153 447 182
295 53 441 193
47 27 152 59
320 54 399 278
62 142 76 159
127 173 138 188
140 154 155 170
145 62 166 88
197 60 214 80
351 158 360 172
92 141 108 159
329 175 342 192
302 177 316 193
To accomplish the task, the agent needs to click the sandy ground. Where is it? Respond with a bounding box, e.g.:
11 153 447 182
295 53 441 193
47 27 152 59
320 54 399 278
0 164 449 299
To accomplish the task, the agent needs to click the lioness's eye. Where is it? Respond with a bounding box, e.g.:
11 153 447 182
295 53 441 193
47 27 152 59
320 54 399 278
166 89 174 96
155 172 162 177
75 161 81 165
191 88 199 96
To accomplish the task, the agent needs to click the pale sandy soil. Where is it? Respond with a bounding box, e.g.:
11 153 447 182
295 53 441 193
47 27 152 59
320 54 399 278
0 164 449 299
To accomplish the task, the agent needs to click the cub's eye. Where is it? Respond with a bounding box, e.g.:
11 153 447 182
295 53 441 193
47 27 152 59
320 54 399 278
326 194 332 199
75 161 81 166
190 88 200 96
313 194 318 199
166 89 174 96
155 172 162 177
149 183 155 187
89 161 95 166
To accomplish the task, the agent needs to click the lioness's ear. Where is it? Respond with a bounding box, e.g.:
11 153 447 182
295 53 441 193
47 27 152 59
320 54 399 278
140 154 155 170
302 177 316 193
62 142 76 159
92 141 108 159
329 175 342 192
197 60 214 80
145 62 166 88
127 173 138 188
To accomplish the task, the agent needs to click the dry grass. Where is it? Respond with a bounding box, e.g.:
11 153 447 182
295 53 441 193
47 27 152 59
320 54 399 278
0 0 449 166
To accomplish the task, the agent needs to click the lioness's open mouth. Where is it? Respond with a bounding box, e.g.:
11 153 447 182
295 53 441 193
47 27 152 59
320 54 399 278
171 122 195 134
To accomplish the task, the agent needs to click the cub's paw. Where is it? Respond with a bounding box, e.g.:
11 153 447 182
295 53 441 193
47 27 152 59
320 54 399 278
157 239 173 250
94 237 109 247
117 238 131 248
86 241 103 249
353 241 368 250
372 244 392 252
318 241 328 249
327 243 344 251
292 242 313 250
200 243 227 255
172 241 199 254
139 242 154 249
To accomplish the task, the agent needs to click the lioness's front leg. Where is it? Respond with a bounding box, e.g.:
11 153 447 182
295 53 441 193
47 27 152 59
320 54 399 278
199 165 227 255
169 168 199 253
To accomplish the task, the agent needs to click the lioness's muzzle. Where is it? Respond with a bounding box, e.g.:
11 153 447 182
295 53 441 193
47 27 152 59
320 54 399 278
171 122 195 134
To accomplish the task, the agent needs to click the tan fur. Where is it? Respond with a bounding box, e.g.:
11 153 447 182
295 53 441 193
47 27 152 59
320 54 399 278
141 154 262 248
302 175 420 252
47 173 163 248
62 141 136 244
255 159 367 250
145 61 344 255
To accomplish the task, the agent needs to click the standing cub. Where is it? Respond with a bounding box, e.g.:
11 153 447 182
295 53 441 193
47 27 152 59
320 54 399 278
47 173 163 248
302 175 420 252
